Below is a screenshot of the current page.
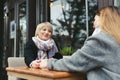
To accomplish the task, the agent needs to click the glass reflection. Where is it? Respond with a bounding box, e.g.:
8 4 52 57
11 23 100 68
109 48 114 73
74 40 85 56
50 0 97 55
18 2 27 57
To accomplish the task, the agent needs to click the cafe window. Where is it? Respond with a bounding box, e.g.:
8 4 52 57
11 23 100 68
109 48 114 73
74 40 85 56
50 0 98 55
114 0 120 7
18 2 27 57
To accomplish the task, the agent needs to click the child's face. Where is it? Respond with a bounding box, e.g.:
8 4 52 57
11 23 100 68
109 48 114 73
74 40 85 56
38 26 52 40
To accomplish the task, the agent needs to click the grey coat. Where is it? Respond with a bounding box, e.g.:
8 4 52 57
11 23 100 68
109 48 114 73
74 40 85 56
47 31 120 80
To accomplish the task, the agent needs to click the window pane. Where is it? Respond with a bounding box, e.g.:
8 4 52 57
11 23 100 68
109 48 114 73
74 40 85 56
50 0 98 55
18 2 27 57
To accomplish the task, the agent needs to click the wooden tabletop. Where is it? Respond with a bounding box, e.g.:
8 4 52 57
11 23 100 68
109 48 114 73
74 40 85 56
6 67 86 79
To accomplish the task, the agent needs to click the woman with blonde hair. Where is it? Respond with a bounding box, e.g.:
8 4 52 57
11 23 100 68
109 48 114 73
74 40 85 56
39 6 120 80
24 22 63 68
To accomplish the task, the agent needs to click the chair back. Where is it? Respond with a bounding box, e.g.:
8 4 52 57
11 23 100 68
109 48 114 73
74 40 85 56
7 57 26 67
7 57 27 80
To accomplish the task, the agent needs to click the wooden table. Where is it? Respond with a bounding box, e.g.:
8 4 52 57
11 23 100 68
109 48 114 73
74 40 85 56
6 67 86 80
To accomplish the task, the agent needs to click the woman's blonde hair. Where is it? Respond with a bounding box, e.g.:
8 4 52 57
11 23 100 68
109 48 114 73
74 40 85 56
35 22 53 36
98 6 120 44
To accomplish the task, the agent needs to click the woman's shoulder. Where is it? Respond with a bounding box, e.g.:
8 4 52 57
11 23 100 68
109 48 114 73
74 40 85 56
87 31 118 47
90 31 112 40
25 39 38 49
26 39 34 45
95 32 115 41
